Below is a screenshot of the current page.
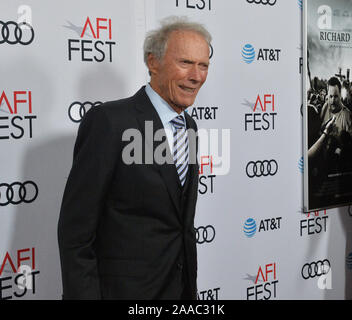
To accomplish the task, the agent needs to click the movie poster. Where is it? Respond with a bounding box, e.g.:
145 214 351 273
304 0 352 212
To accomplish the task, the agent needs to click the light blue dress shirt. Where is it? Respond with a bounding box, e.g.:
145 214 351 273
145 83 186 155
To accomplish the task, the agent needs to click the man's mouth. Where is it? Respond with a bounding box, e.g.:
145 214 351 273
179 85 197 93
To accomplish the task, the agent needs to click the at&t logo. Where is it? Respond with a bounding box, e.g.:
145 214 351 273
242 44 255 64
243 218 256 238
197 287 220 300
241 43 281 63
244 217 282 238
187 106 218 121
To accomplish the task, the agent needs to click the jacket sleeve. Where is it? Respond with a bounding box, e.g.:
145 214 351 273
58 106 119 299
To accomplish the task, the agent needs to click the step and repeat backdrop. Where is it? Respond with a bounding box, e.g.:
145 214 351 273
1 0 352 300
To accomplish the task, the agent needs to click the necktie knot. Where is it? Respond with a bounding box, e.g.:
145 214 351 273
170 115 185 130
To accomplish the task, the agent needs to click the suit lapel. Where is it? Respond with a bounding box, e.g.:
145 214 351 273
134 87 182 217
184 112 199 226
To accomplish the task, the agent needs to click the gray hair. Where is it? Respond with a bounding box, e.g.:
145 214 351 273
143 16 212 67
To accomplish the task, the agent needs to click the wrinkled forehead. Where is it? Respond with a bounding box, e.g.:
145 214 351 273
165 30 210 58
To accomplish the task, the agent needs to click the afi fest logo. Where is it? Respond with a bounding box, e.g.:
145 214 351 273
245 262 279 300
0 90 36 140
243 94 277 131
198 155 216 194
0 247 40 300
300 210 328 237
175 0 212 11
66 17 116 62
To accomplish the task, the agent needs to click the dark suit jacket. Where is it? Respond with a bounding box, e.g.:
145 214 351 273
58 86 199 299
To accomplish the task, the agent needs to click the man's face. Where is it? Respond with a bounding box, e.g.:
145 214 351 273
327 85 342 113
148 30 210 113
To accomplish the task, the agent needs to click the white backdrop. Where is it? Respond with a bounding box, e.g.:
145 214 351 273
0 0 351 300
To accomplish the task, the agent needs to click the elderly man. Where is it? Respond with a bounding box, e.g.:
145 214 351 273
58 16 211 300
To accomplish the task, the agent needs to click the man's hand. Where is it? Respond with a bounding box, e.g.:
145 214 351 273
323 115 336 135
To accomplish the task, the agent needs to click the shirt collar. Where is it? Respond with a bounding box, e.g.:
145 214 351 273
145 83 185 126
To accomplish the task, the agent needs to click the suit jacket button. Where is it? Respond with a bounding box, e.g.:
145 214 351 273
177 263 183 271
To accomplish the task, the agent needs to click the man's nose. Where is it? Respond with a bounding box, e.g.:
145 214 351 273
189 65 202 83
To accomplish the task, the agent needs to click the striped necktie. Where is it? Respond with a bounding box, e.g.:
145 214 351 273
170 115 189 186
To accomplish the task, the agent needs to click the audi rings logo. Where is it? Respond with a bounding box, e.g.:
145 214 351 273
0 21 34 45
0 181 38 206
68 101 103 123
246 160 278 178
346 252 352 270
209 44 214 59
301 260 331 279
246 0 277 5
195 225 215 244
348 205 352 217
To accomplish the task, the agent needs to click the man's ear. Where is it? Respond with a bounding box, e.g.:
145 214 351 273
147 53 159 76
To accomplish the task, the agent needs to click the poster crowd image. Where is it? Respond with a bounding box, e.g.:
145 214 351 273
304 0 352 211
